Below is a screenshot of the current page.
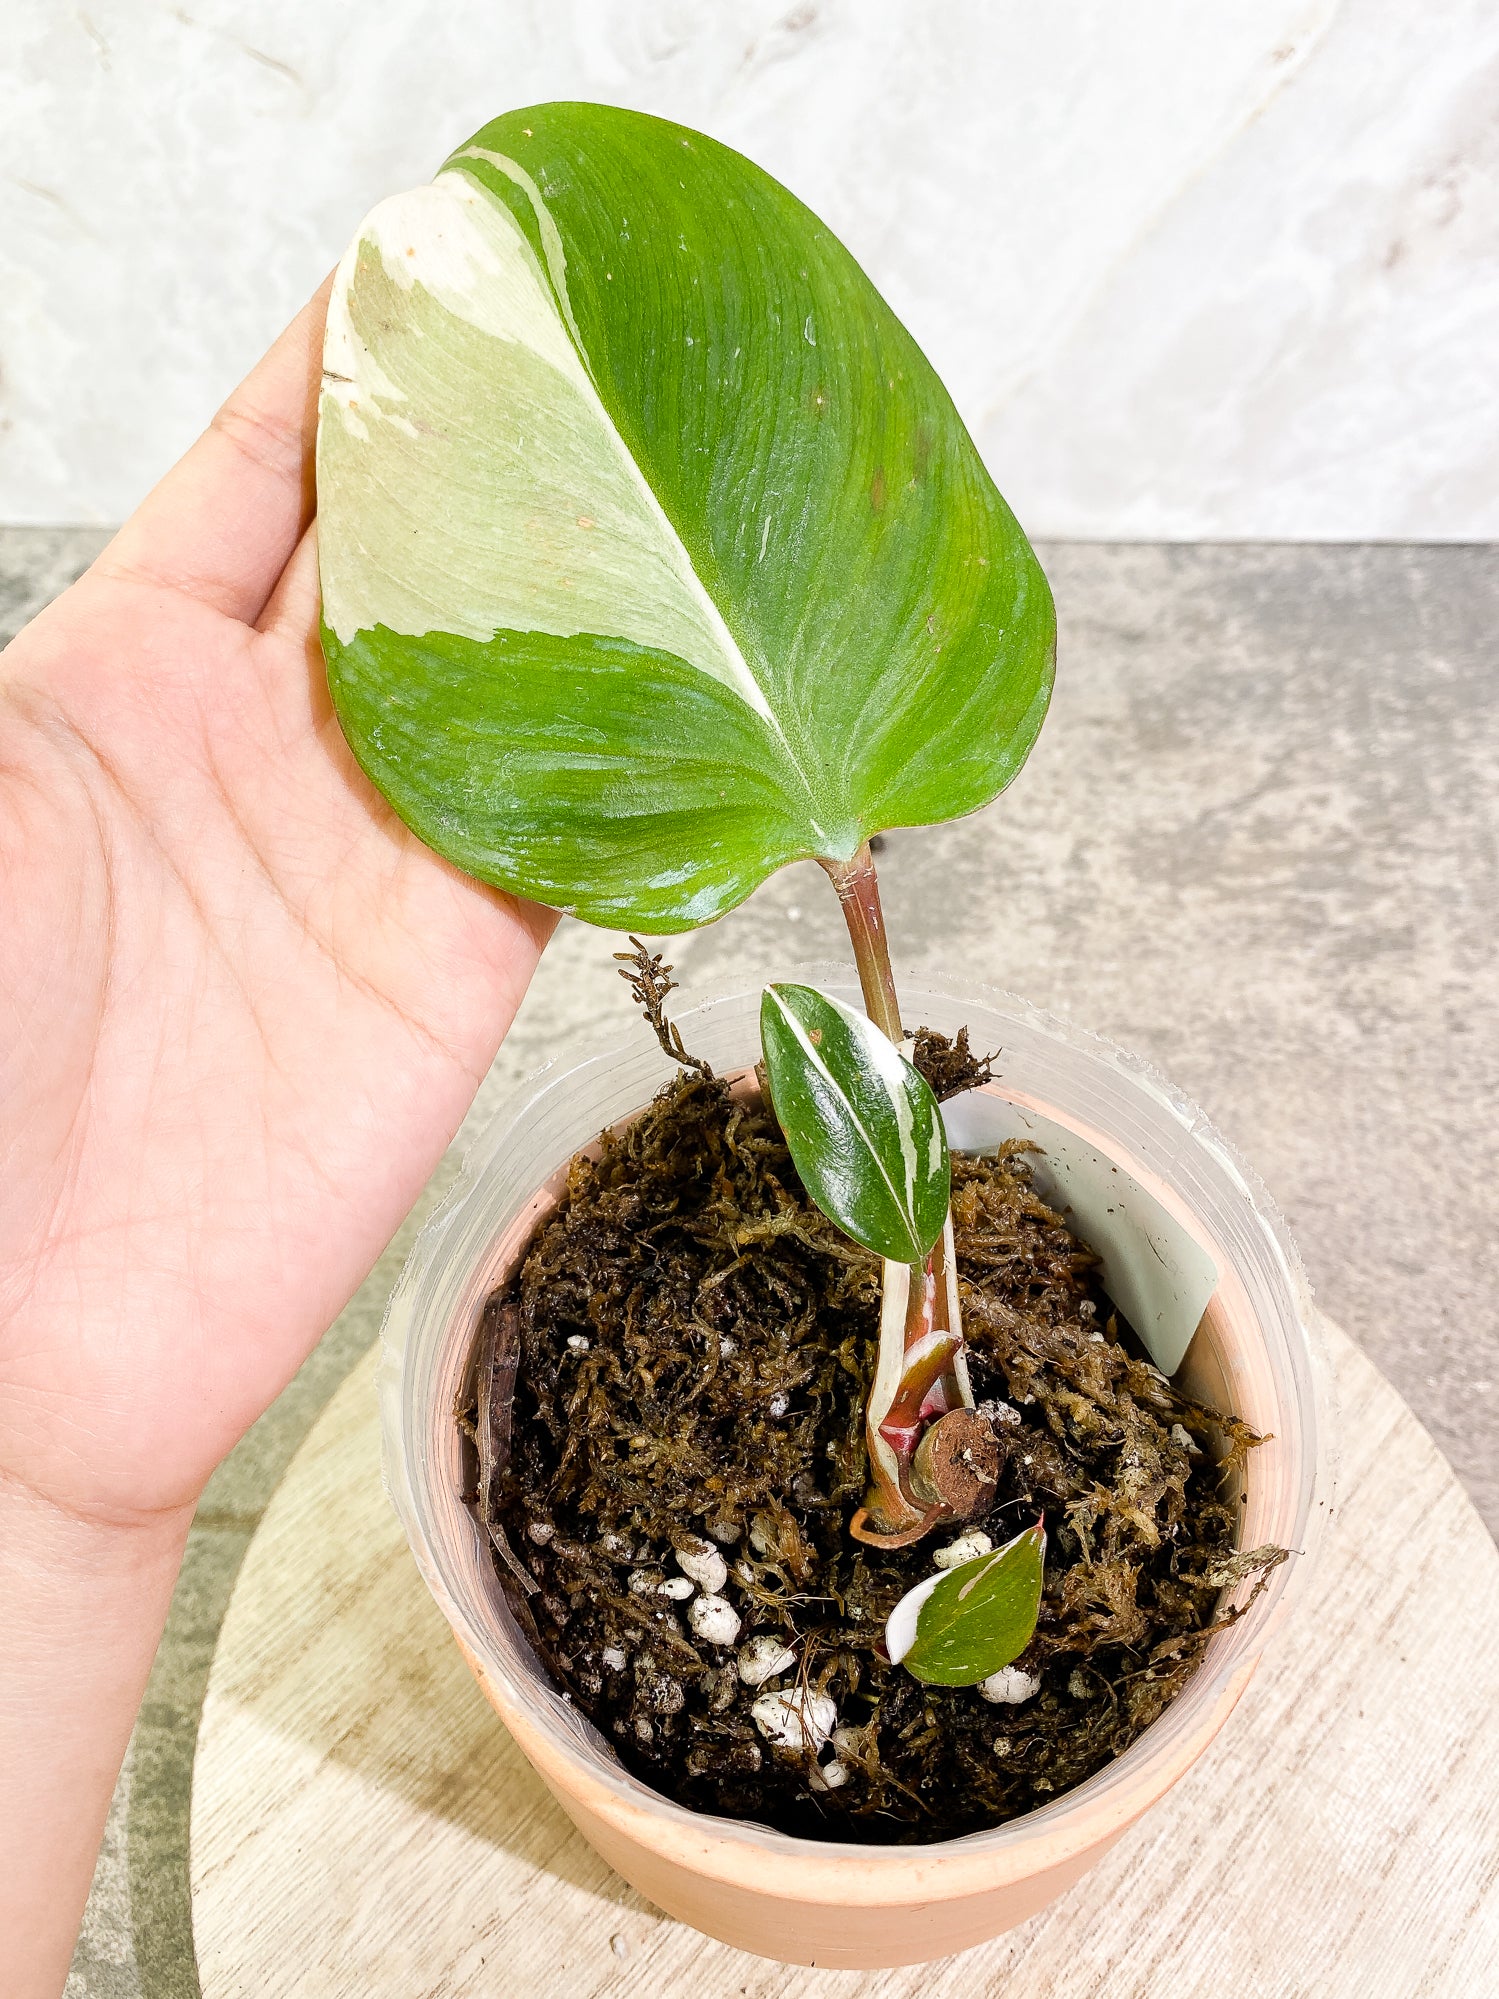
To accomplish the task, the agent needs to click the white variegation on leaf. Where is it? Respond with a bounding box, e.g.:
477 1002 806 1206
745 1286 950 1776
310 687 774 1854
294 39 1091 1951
321 175 768 714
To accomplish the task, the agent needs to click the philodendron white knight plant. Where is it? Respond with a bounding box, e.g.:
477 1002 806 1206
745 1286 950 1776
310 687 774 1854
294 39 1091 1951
318 103 1058 1691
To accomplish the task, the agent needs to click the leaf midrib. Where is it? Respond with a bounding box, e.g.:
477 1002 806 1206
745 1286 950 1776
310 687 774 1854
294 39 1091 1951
444 147 836 850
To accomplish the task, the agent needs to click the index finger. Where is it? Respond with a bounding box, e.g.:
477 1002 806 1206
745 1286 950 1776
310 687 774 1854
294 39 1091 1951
95 273 333 628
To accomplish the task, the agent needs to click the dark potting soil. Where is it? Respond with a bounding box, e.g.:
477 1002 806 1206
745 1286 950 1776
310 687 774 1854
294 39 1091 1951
461 1036 1285 1845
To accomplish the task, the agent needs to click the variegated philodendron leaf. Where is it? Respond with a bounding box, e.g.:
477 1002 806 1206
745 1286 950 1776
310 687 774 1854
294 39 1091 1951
317 101 1056 931
886 1523 1046 1688
760 983 949 1266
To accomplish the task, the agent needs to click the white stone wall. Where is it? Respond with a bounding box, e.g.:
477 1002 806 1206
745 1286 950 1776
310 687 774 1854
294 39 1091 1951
4 0 1495 534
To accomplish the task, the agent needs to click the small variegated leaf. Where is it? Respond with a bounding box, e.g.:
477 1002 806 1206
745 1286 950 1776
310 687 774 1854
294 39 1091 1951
887 1522 1045 1687
760 983 949 1264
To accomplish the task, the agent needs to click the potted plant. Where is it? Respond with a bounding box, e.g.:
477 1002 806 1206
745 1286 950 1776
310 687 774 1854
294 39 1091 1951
317 102 1326 1968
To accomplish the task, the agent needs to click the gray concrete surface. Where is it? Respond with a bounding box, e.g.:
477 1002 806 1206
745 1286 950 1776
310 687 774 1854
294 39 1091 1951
635 541 1499 1539
7 531 1493 1535
5 530 1495 1995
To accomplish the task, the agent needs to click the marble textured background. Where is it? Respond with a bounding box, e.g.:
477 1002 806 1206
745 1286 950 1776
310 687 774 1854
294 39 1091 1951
5 0 1497 534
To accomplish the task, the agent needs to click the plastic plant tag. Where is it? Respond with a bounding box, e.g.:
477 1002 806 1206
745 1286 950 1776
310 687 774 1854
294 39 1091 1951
760 984 949 1265
886 1523 1046 1687
941 1091 1219 1376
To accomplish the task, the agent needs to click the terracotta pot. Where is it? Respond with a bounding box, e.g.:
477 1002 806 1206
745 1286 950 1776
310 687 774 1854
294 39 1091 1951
379 975 1330 1970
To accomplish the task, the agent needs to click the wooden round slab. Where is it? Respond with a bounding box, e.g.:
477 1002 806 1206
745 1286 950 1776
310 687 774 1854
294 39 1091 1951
189 1319 1499 1995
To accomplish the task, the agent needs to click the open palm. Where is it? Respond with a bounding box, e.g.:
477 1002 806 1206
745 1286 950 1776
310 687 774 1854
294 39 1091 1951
0 283 553 1527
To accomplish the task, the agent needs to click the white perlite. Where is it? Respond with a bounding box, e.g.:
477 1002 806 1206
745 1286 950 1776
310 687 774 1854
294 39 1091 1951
657 1576 695 1601
687 1594 741 1646
601 1646 628 1672
978 1666 1041 1705
674 1540 729 1594
737 1635 796 1687
976 1397 1022 1429
752 1688 837 1756
933 1531 994 1570
809 1757 850 1792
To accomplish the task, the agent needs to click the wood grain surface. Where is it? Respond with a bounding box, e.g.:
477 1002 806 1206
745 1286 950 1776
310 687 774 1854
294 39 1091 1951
188 1318 1499 1997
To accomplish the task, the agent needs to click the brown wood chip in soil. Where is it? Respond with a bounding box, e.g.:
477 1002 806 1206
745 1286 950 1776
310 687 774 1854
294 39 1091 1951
910 1408 1001 1514
458 1033 1285 1845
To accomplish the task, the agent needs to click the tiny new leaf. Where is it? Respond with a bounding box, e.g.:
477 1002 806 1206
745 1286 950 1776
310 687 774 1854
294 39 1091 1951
760 984 950 1265
316 101 1055 933
886 1522 1046 1688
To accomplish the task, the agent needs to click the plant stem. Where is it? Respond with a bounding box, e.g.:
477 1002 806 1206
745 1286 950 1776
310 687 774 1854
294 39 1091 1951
820 845 903 1042
818 854 964 1360
820 843 970 1540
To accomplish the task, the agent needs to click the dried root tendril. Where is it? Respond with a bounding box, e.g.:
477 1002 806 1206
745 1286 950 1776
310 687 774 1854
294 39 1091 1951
613 937 714 1078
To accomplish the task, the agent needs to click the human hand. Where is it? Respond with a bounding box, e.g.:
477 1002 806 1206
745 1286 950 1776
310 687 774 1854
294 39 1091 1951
0 279 554 1533
0 279 555 1995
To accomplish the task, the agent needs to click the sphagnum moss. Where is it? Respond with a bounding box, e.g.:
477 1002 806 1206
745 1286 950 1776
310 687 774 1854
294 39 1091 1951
459 1035 1284 1844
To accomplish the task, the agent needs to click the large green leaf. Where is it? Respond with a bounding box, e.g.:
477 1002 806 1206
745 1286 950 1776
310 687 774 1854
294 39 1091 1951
760 983 949 1264
317 102 1055 931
